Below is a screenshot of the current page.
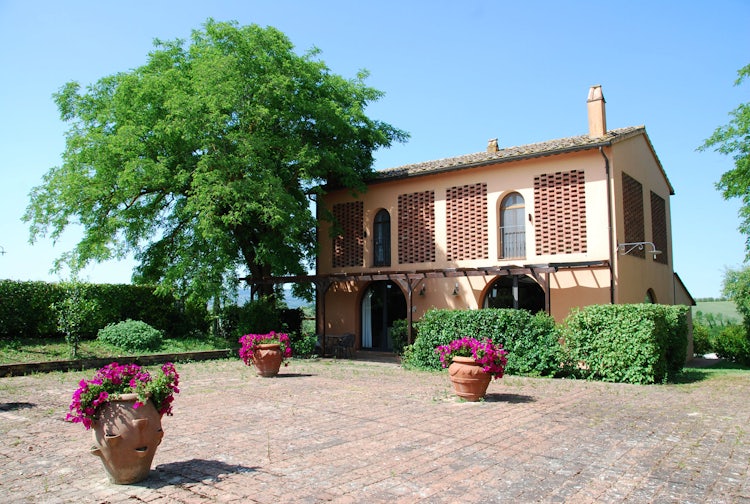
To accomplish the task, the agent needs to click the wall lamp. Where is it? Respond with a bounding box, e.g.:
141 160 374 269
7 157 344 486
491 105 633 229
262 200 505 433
418 284 426 296
617 241 662 260
452 283 460 296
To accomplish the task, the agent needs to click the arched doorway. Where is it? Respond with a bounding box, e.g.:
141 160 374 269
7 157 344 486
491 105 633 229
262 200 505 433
483 275 545 312
361 280 407 351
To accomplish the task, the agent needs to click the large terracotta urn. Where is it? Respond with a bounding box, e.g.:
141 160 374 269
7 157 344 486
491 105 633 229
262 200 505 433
90 393 164 484
448 356 491 401
253 343 283 377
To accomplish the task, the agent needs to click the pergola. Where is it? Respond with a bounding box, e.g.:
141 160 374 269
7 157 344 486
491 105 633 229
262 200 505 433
241 260 609 354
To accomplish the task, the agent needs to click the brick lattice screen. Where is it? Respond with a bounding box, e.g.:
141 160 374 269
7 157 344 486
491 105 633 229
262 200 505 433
622 172 645 259
650 191 668 264
332 201 364 268
446 183 488 261
398 190 436 264
534 170 588 255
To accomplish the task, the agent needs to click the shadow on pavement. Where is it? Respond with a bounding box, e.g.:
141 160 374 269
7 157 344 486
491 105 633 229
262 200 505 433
483 393 535 403
146 459 260 488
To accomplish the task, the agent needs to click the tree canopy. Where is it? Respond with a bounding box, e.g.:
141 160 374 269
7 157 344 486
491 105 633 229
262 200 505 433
700 63 750 258
24 19 408 303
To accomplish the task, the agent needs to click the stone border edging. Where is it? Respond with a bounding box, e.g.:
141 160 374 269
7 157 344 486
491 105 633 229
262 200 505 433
0 349 234 377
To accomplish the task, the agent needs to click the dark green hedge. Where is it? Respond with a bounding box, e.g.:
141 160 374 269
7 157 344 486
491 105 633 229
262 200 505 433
0 280 209 339
563 304 689 384
403 308 562 376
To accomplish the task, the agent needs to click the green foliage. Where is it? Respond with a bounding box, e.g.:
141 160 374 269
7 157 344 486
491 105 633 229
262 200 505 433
290 333 318 358
402 308 561 377
0 280 208 340
97 319 163 352
712 325 750 366
23 19 408 305
692 323 713 356
0 280 61 337
563 304 689 384
699 63 750 259
52 281 100 358
216 297 307 341
390 319 408 355
722 265 750 329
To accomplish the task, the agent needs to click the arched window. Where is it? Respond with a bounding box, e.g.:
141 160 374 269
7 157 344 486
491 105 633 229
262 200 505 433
373 209 391 267
645 289 656 303
483 275 545 312
500 193 525 259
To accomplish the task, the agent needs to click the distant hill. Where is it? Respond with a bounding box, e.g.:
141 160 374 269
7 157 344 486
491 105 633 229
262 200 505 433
693 300 741 323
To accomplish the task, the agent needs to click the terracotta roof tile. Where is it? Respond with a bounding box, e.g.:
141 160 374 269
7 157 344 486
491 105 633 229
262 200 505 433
376 126 645 180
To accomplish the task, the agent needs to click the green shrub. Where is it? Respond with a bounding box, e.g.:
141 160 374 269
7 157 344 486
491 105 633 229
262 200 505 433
52 282 100 358
712 325 750 365
402 308 562 376
563 304 689 384
692 323 712 356
390 319 408 355
97 320 163 352
290 333 318 357
0 280 208 340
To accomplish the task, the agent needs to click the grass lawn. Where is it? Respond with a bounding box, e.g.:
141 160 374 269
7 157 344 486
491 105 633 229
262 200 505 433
0 334 234 365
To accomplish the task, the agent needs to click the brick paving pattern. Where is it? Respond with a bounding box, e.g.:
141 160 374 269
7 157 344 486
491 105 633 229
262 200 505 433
0 357 749 503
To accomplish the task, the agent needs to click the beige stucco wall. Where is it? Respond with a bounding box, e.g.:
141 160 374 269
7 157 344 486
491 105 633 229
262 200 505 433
609 136 675 305
319 149 612 273
317 132 680 338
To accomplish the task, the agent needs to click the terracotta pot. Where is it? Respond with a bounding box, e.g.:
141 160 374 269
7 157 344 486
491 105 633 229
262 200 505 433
90 393 164 484
448 356 491 401
253 343 283 377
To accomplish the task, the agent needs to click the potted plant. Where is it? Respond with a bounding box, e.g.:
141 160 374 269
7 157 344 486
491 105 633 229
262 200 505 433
436 337 508 401
66 362 180 484
239 331 293 377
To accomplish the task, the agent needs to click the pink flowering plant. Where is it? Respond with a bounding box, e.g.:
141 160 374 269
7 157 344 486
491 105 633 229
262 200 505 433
436 337 509 379
66 362 180 430
239 331 293 366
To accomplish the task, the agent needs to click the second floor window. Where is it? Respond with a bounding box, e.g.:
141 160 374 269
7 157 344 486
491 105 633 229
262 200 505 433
500 193 525 259
373 209 391 266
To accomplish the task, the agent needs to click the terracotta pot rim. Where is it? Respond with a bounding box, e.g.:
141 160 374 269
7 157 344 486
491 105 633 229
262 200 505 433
451 356 480 365
256 343 282 349
106 392 149 402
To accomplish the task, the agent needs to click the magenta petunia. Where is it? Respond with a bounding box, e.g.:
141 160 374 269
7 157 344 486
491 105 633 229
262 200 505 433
66 362 180 429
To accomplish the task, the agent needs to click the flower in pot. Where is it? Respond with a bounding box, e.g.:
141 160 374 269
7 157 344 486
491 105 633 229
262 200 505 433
436 337 508 401
66 362 180 484
239 331 293 377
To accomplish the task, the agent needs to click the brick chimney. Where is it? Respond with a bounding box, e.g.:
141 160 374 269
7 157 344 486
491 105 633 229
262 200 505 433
587 85 607 138
487 138 499 152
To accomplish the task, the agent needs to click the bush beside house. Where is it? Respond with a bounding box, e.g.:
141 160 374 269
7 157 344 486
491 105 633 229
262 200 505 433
403 308 562 377
403 304 690 384
562 304 689 384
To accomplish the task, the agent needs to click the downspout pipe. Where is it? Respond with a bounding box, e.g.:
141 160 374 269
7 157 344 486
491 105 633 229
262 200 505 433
600 146 615 304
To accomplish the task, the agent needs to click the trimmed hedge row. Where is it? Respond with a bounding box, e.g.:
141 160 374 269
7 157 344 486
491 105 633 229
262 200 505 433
403 308 562 377
402 303 690 384
0 280 209 339
564 304 689 384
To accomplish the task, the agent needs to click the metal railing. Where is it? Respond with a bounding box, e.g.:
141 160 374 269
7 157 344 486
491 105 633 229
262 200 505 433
500 226 525 258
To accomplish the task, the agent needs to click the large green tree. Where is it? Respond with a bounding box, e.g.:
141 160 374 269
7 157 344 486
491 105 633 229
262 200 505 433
700 63 750 257
24 20 407 303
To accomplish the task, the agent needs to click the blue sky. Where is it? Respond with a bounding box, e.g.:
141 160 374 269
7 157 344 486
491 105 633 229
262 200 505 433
0 0 748 298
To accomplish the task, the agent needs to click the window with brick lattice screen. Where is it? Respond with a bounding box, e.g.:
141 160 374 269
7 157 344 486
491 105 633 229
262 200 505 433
446 183 488 261
651 191 668 264
622 173 645 259
398 191 435 264
332 201 364 268
534 170 588 255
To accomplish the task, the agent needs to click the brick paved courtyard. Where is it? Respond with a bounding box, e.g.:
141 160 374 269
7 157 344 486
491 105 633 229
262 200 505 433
1 356 749 503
